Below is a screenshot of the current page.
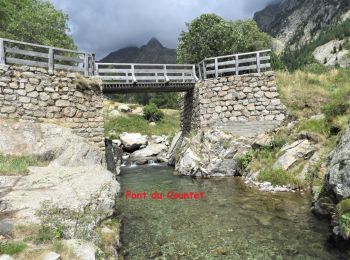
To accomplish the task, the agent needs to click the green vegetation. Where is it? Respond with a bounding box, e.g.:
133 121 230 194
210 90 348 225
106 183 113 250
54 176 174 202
177 14 271 63
105 110 180 138
281 19 350 71
0 241 27 255
143 103 165 122
337 199 350 238
235 153 252 175
0 153 45 175
0 0 75 49
258 168 301 187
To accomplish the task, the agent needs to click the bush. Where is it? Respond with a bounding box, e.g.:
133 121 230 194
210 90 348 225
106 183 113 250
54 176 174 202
143 103 164 122
321 89 350 120
235 153 252 175
337 199 350 237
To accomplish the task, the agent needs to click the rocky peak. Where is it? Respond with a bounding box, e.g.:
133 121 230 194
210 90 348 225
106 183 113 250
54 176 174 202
254 0 350 49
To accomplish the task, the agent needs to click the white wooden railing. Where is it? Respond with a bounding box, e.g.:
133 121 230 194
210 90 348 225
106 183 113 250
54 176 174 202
197 49 271 79
0 38 95 76
95 63 198 84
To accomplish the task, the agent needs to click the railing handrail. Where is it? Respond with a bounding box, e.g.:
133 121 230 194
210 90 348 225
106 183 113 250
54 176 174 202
0 37 91 55
96 62 194 67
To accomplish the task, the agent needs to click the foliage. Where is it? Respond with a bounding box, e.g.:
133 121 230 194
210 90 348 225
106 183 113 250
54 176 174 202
235 153 252 175
0 241 27 255
109 93 179 109
177 14 271 63
281 19 350 71
0 0 75 49
143 103 164 122
105 110 180 138
321 88 350 121
271 51 286 71
0 153 45 175
258 168 301 187
337 199 350 237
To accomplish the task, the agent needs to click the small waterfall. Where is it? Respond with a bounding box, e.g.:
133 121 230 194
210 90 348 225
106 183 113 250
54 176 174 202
148 159 158 166
130 162 137 168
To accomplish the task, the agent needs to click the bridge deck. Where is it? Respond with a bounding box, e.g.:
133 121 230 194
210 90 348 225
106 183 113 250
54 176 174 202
102 82 195 93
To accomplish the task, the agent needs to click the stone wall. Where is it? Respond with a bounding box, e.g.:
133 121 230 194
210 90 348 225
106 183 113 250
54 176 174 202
0 65 105 149
180 72 286 133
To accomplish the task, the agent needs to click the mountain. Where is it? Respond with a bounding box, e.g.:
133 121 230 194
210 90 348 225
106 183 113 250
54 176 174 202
100 38 177 64
254 0 350 50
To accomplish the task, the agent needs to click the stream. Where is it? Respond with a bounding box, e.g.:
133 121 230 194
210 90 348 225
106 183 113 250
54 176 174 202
117 165 349 259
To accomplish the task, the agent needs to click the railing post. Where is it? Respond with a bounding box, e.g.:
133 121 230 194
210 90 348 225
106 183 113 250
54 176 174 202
0 39 5 65
192 65 199 81
197 64 202 80
235 54 239 76
131 64 137 83
214 57 219 78
256 51 261 74
84 52 89 77
202 61 207 79
48 48 54 74
163 65 170 83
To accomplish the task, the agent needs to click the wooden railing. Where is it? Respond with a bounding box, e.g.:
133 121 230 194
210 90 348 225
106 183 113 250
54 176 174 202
0 38 95 76
197 49 271 79
95 63 198 84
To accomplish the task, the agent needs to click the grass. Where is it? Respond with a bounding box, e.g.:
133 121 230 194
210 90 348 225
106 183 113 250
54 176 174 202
0 153 45 175
337 199 350 238
0 241 27 255
105 110 180 139
258 168 302 187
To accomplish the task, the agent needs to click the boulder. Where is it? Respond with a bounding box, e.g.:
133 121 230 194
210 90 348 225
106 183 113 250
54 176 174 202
109 110 121 119
0 255 12 260
119 132 148 152
130 144 167 158
323 127 350 200
131 107 143 116
118 104 131 113
168 132 183 166
64 239 97 260
150 135 168 144
273 140 315 170
0 165 119 230
176 147 201 177
43 252 61 260
0 220 13 236
252 133 272 149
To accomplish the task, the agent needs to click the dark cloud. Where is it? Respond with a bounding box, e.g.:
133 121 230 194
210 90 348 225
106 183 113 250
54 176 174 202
51 0 274 59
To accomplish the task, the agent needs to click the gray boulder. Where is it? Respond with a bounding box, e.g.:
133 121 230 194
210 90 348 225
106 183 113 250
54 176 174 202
43 252 61 260
273 140 315 170
118 104 131 112
130 143 167 158
119 132 148 152
64 239 97 260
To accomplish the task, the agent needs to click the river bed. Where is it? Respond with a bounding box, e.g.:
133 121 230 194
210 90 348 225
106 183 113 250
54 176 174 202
116 165 349 259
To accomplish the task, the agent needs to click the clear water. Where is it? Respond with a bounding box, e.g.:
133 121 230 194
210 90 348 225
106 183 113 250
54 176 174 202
117 165 349 259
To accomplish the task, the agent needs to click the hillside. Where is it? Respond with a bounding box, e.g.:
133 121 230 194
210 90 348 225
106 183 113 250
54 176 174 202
254 0 350 50
100 38 176 63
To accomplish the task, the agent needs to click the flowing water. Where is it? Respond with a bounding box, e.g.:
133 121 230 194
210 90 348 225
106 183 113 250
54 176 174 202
117 165 349 259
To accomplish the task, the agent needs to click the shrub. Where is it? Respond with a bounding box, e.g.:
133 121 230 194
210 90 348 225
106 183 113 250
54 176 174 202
235 153 252 174
321 90 350 120
337 199 350 238
143 103 164 122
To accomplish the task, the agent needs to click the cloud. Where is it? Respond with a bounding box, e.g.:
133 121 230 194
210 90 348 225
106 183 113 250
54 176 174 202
50 0 275 59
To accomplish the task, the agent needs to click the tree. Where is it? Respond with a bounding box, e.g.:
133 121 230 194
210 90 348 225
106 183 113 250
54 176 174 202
177 14 271 64
0 0 75 49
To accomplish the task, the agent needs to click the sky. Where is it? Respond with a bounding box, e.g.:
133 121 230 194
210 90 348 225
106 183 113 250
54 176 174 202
51 0 275 59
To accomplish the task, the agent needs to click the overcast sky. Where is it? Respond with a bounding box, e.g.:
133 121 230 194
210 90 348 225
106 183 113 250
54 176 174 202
51 0 275 59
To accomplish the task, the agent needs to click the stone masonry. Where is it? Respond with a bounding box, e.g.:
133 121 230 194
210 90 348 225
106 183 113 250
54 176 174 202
181 72 286 134
0 65 105 149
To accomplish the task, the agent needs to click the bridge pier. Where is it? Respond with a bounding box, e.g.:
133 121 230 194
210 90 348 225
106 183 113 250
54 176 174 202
180 72 286 136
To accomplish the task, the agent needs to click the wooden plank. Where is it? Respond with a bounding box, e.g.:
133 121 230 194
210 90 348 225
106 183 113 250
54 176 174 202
214 58 219 78
207 68 236 74
54 54 84 63
237 64 257 71
0 39 4 65
167 76 195 80
48 48 53 73
192 65 199 81
131 64 137 83
97 68 131 73
84 53 89 76
6 57 48 68
55 63 84 72
99 76 130 80
202 62 207 79
256 52 261 73
235 55 239 76
5 47 48 59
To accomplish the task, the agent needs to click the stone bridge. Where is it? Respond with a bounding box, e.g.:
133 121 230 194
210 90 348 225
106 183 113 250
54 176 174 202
0 38 285 149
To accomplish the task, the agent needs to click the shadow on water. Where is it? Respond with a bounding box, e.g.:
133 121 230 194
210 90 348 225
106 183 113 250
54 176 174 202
116 165 350 259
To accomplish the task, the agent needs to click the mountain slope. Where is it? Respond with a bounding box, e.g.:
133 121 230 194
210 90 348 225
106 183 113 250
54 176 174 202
100 38 176 64
254 0 350 50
